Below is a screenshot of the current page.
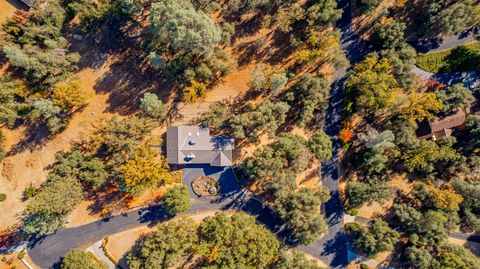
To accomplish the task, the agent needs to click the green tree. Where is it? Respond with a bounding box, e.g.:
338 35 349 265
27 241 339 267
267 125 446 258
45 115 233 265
272 187 330 244
345 55 401 114
359 0 380 13
230 100 289 143
27 98 65 133
53 148 107 190
197 212 280 268
23 212 64 237
149 0 221 65
244 134 312 187
356 128 398 176
419 0 480 37
436 84 475 115
345 181 391 209
140 92 166 120
286 74 329 127
405 246 434 269
345 220 399 257
401 139 463 178
372 19 406 50
384 44 417 89
201 102 230 131
67 0 113 33
306 0 343 27
454 178 480 231
250 64 288 94
308 130 332 161
0 78 22 128
61 249 108 269
27 176 83 216
162 185 190 215
393 205 450 245
127 217 198 269
91 117 156 165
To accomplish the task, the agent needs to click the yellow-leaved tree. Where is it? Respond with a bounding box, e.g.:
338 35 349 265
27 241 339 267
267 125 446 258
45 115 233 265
51 79 92 111
120 145 172 196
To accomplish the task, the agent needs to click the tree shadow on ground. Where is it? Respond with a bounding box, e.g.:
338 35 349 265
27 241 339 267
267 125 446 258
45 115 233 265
320 231 352 268
70 17 180 116
7 124 52 156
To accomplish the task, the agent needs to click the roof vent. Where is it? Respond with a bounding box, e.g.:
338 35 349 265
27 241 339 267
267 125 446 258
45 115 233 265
188 132 192 136
186 153 195 160
189 140 196 145
196 132 200 136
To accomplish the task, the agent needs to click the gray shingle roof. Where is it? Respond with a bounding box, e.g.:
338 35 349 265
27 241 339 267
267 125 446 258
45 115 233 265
167 126 234 166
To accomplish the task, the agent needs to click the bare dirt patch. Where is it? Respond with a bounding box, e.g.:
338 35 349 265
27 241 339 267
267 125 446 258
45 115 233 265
0 65 115 231
356 173 413 220
448 237 480 256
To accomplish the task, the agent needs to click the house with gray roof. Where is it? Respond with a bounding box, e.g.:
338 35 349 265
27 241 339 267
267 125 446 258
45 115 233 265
166 126 234 167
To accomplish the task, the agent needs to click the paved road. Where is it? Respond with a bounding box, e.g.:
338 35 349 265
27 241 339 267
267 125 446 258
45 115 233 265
28 191 297 268
296 0 371 267
413 66 479 88
409 26 479 53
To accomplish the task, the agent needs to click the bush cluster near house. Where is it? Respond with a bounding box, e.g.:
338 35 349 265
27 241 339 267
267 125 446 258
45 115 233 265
127 212 326 269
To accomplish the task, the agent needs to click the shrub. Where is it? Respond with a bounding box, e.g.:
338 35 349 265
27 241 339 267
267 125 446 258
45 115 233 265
139 92 166 120
17 251 25 259
23 186 38 200
183 80 207 103
360 263 370 269
162 185 191 215
346 208 358 216
0 193 6 202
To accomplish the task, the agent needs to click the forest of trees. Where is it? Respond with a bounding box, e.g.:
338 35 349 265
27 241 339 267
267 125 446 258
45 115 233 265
127 213 326 269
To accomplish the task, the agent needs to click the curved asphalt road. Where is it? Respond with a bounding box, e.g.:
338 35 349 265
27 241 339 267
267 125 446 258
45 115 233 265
28 3 479 269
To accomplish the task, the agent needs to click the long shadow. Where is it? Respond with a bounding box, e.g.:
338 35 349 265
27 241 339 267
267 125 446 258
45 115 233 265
70 17 179 115
7 124 52 156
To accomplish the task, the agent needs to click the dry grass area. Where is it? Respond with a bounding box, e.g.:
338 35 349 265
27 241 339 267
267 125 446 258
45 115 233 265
0 250 40 269
0 64 115 231
356 173 413 220
448 237 480 256
0 0 22 26
296 160 321 189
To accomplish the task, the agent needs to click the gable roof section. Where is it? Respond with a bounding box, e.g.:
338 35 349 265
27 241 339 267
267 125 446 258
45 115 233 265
167 126 234 166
